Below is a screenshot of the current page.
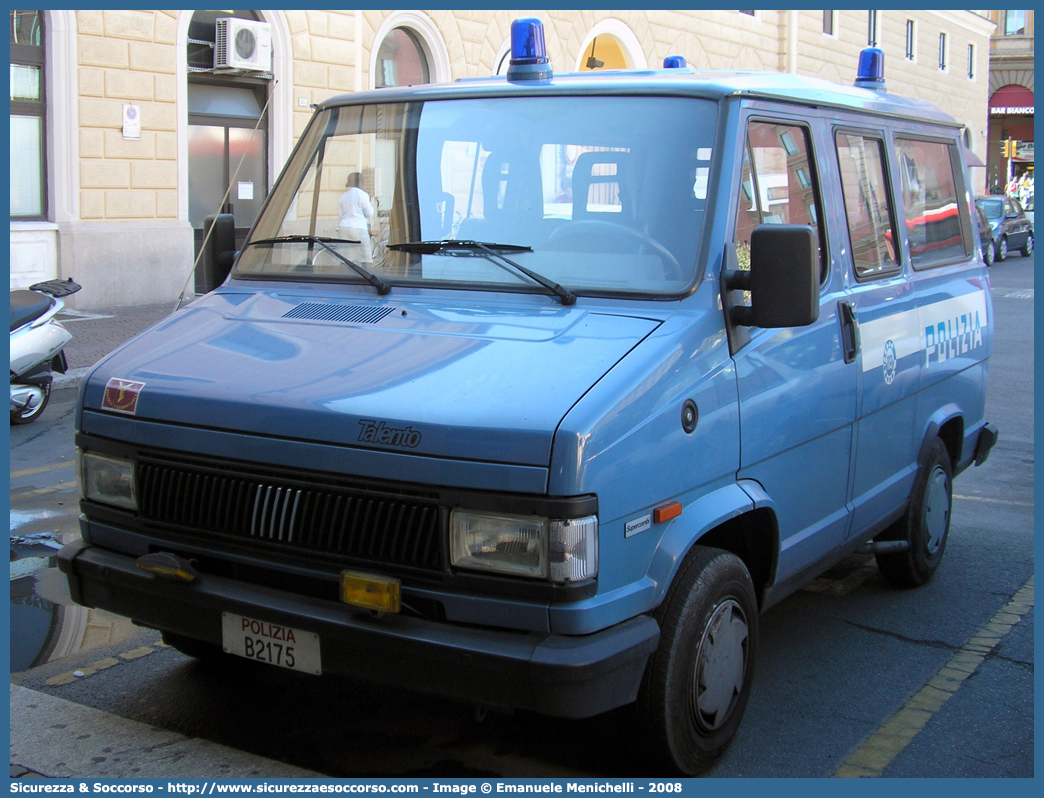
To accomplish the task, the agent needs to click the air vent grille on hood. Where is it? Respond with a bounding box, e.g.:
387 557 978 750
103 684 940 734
282 303 394 324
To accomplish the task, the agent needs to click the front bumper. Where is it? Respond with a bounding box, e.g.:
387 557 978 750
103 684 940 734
58 539 659 719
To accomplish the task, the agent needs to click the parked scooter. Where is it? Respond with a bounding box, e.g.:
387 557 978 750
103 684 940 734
10 278 82 424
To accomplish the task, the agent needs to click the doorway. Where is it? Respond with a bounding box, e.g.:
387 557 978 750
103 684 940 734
188 83 268 292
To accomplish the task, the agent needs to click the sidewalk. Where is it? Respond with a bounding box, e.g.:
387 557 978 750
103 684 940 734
53 302 176 389
10 685 322 778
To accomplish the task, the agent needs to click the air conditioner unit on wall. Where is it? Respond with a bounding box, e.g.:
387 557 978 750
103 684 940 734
214 18 272 73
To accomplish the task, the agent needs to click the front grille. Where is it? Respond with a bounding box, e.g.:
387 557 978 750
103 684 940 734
136 459 442 572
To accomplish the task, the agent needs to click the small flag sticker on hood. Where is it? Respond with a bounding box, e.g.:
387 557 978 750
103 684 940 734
102 378 145 415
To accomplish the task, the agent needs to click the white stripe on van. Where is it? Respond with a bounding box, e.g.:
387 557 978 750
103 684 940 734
859 290 988 374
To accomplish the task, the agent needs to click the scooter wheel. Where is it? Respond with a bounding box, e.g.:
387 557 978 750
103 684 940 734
10 382 51 425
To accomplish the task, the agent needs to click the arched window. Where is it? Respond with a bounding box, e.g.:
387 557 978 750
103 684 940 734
10 10 46 220
375 27 430 88
576 21 646 72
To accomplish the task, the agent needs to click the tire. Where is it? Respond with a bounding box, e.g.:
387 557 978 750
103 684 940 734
996 235 1008 261
1020 233 1034 257
10 382 51 425
983 240 995 267
875 437 953 588
633 547 759 775
161 630 227 663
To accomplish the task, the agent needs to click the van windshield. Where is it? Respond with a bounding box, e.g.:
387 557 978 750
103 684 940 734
236 96 717 298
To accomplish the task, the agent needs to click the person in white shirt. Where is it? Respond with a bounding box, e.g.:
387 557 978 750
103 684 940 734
338 172 375 264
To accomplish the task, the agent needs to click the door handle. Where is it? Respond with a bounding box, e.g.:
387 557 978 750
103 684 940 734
839 301 859 364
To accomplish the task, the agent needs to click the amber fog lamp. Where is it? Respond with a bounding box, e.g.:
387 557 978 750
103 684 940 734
340 571 401 613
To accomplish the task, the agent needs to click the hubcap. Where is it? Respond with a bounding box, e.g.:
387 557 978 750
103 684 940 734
923 466 950 556
690 598 748 732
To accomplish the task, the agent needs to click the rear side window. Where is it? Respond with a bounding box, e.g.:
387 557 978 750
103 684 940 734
836 132 900 279
734 121 826 282
896 138 970 268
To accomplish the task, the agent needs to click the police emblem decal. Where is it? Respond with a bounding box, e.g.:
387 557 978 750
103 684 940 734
102 378 146 414
882 340 898 385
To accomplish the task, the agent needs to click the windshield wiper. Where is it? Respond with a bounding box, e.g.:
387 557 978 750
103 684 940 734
246 235 390 296
388 240 575 306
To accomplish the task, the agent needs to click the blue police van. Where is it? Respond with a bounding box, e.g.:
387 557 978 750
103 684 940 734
60 20 998 774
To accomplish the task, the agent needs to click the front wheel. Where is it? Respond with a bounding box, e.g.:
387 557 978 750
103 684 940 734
875 437 953 588
633 547 758 775
1020 233 1034 257
10 382 51 425
983 240 995 267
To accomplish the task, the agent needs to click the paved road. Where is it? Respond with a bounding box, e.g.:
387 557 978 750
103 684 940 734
9 258 1034 778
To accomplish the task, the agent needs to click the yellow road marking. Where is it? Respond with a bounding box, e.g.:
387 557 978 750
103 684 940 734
834 576 1034 777
43 644 160 686
10 462 74 479
10 481 77 500
953 493 1033 508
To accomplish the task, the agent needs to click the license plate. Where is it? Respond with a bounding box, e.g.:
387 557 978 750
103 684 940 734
221 613 321 675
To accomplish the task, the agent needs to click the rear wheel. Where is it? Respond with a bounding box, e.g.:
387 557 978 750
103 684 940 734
996 235 1008 261
10 382 51 425
876 437 952 588
633 547 758 775
1020 233 1034 257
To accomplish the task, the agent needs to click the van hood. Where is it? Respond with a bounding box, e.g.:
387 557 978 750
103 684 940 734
81 291 661 467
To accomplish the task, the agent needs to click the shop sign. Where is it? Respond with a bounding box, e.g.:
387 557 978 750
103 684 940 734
990 105 1034 115
1015 141 1034 161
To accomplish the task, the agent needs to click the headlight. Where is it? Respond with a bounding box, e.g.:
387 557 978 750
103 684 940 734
450 509 598 583
77 449 137 510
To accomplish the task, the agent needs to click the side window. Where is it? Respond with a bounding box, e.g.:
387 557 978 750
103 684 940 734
896 138 970 268
836 132 900 279
734 121 825 281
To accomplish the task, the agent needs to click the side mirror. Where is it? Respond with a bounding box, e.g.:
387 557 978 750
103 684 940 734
201 213 237 293
724 224 819 328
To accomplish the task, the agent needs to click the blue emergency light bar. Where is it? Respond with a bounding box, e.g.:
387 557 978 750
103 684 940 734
507 18 553 82
855 47 886 91
663 55 687 69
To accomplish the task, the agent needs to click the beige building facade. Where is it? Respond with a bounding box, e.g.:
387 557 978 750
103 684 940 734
982 10 1033 193
10 9 995 308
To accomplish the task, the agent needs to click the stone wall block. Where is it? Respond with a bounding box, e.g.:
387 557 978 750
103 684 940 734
80 98 124 128
295 61 328 89
106 191 157 219
156 191 179 220
80 192 105 219
155 132 178 161
81 161 130 189
77 11 103 36
80 38 129 69
328 13 354 41
80 129 105 159
311 38 353 66
104 71 155 101
131 161 178 190
103 130 156 160
103 10 155 42
306 11 329 38
129 42 176 74
79 67 105 97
